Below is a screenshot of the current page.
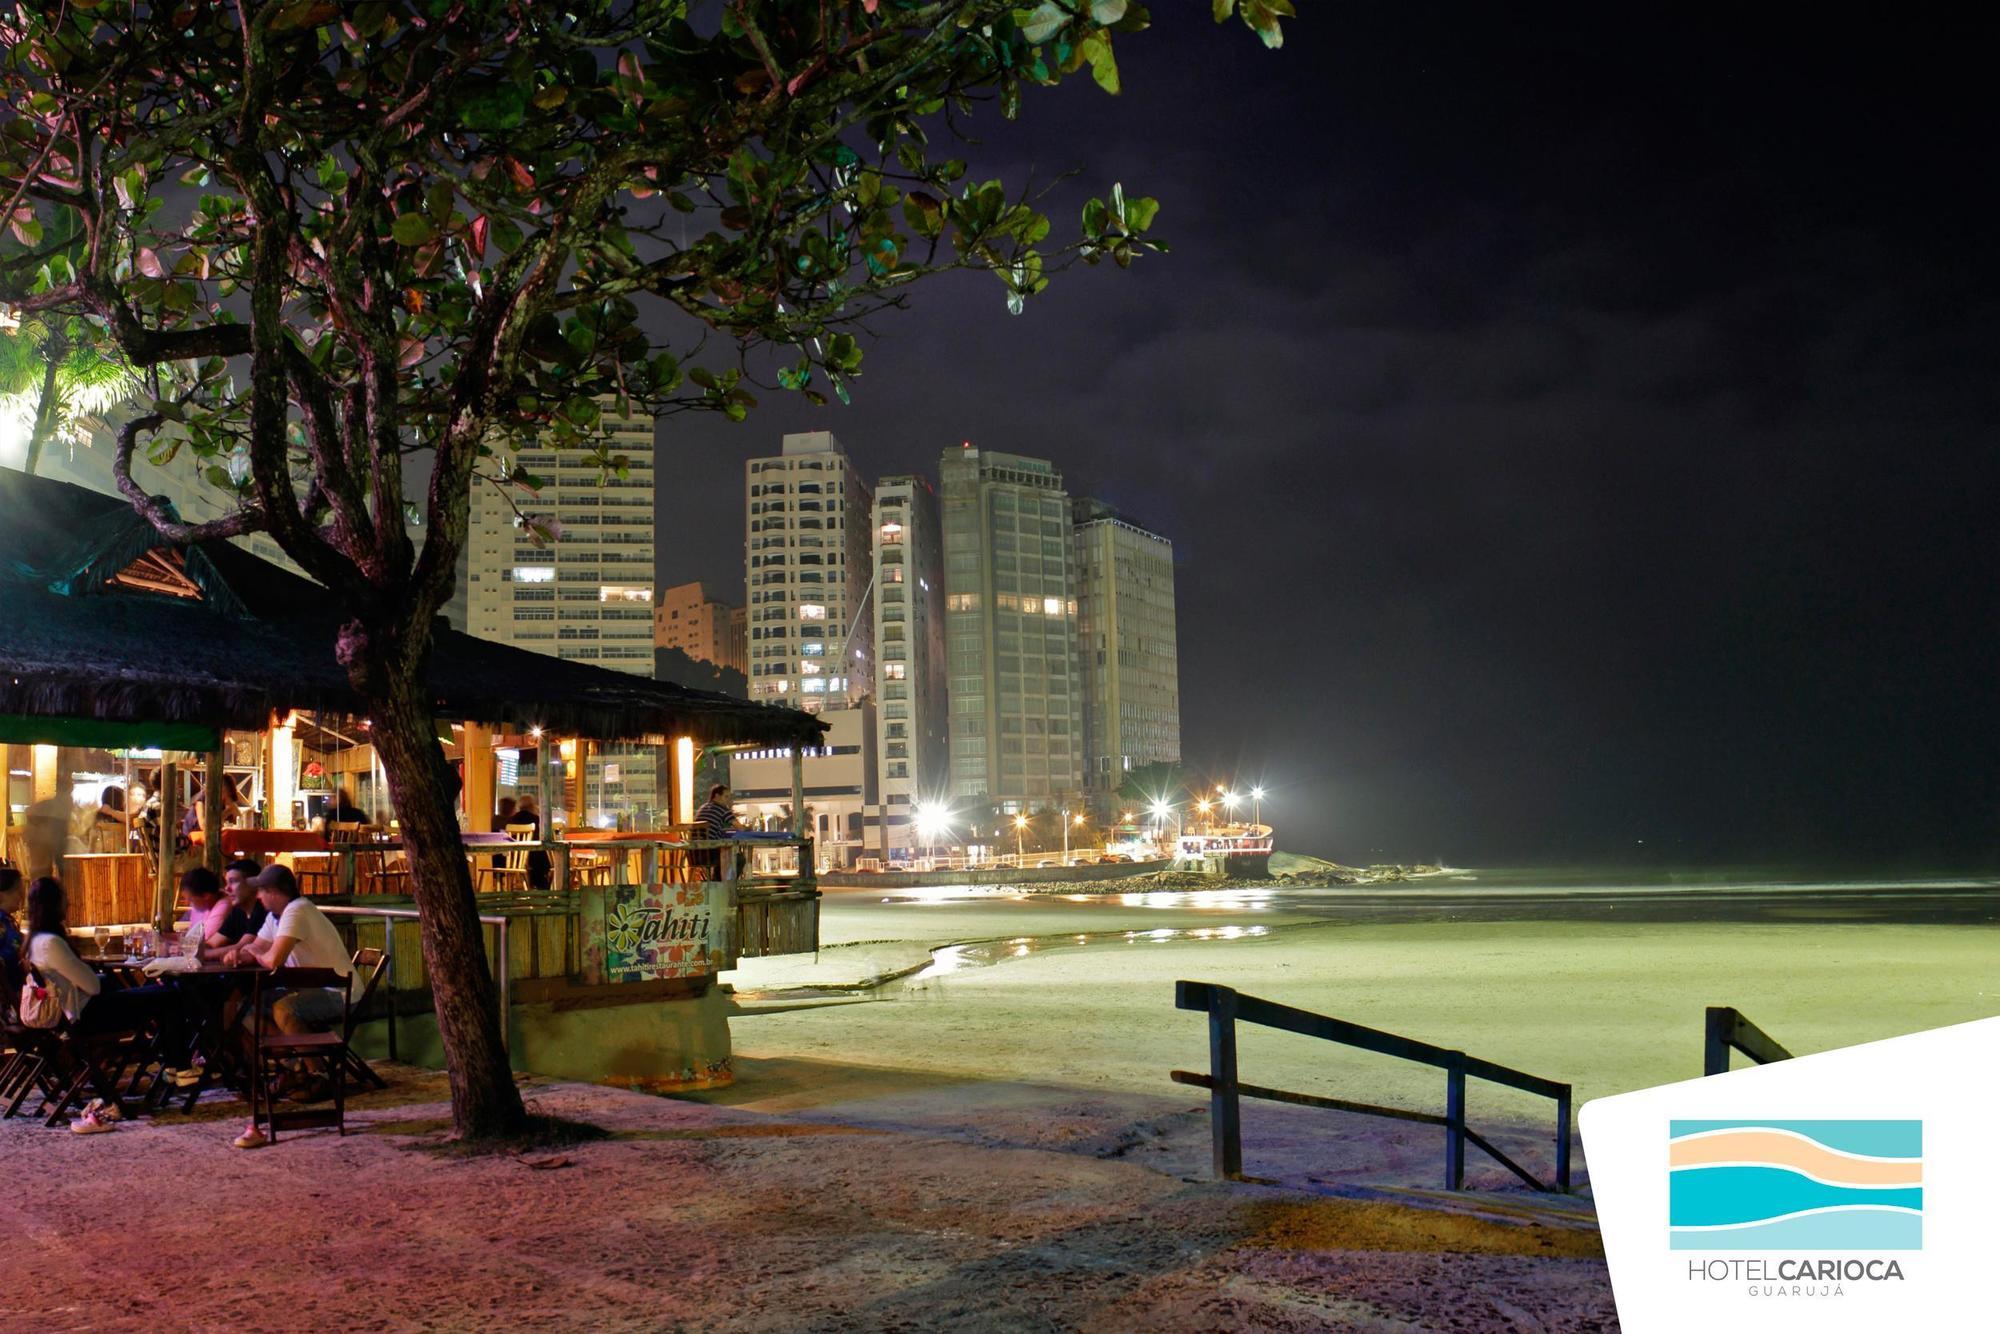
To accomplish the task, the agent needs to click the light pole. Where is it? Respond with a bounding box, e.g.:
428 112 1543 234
1061 809 1070 864
1196 798 1212 833
1222 791 1239 828
1013 814 1027 864
1252 786 1265 829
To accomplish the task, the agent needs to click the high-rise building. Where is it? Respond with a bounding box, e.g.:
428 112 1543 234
654 580 746 677
1071 499 1181 809
462 396 658 821
938 444 1085 812
869 475 947 853
743 431 873 713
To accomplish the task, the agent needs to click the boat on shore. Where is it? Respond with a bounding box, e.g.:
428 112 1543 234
1175 822 1275 877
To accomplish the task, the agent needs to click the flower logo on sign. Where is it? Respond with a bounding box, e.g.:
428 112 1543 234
606 902 648 955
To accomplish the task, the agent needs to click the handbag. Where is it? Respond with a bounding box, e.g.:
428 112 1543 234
19 964 62 1029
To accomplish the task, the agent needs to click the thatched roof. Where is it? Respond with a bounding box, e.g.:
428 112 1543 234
0 470 822 747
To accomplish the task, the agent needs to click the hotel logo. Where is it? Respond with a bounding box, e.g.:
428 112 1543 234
1668 1120 1922 1251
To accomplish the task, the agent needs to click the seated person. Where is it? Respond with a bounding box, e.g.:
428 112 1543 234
693 784 740 879
202 858 267 961
0 867 25 999
23 877 173 1035
178 866 230 947
221 865 354 1034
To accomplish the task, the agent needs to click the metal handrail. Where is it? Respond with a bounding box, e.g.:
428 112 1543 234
1703 1006 1793 1076
318 904 511 1061
1173 980 1573 1193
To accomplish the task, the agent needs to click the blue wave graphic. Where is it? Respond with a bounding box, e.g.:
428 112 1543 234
1669 1120 1921 1159
1670 1166 1922 1226
1671 1208 1923 1251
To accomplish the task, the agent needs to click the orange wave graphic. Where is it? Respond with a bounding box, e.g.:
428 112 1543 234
1670 1130 1922 1186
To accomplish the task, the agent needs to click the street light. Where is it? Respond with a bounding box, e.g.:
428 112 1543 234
1196 798 1212 832
1013 813 1028 864
1222 791 1239 827
914 801 951 864
1251 786 1265 829
1064 810 1085 863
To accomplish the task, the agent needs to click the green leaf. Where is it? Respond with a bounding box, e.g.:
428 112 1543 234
391 213 434 246
1091 0 1130 22
1021 2 1068 44
456 80 529 132
270 0 340 33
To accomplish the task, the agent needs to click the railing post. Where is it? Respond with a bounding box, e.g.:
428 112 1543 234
1444 1053 1467 1190
1704 1006 1733 1076
382 912 398 1063
1554 1086 1573 1193
1208 985 1242 1180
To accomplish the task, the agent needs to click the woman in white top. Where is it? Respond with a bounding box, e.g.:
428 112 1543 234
23 878 174 1035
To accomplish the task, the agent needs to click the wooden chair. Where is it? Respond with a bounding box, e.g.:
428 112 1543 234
246 967 350 1142
476 825 539 891
339 947 390 1090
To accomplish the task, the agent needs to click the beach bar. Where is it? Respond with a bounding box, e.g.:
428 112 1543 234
0 473 824 1088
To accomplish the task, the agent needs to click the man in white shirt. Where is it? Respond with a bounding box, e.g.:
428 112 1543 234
225 864 355 1033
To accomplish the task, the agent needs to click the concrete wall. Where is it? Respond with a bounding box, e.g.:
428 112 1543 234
353 984 735 1092
819 857 1168 890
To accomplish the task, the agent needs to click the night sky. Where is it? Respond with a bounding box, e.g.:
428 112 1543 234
659 4 2000 869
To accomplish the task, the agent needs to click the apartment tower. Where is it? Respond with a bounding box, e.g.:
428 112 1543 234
869 475 947 852
654 580 747 677
937 444 1085 812
744 431 874 711
462 396 658 820
1071 499 1181 809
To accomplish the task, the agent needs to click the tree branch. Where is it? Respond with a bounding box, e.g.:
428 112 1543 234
111 413 269 543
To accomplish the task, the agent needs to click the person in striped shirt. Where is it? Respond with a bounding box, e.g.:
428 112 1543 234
692 785 738 880
695 785 738 839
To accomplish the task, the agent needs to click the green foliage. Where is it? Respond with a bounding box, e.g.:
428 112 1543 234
1117 761 1187 806
0 1 1295 610
1213 0 1299 50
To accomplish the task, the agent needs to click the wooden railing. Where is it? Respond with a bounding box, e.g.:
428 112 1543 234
1703 1006 1793 1076
1172 980 1573 1193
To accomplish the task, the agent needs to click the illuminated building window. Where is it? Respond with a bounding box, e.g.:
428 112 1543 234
798 603 826 620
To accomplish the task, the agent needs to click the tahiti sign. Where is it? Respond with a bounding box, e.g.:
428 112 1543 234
597 880 728 983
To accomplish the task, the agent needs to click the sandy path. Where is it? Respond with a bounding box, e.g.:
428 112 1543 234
3 1067 1613 1331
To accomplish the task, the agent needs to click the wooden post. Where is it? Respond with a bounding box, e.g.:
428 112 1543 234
203 749 224 872
535 735 555 824
1444 1053 1467 1190
1703 1006 1732 1076
270 713 296 829
1554 1087 1573 1193
29 743 58 803
568 739 589 830
1208 984 1243 1180
463 724 495 832
788 745 805 835
154 752 178 931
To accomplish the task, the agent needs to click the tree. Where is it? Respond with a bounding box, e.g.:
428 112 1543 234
0 310 135 474
1117 760 1185 807
0 1 1294 1139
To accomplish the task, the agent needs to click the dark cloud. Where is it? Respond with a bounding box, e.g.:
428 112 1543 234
660 4 2000 868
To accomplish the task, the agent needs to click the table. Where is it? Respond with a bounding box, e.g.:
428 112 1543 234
83 958 262 1110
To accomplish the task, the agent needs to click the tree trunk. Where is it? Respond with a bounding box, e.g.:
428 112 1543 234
365 661 527 1139
21 349 62 476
